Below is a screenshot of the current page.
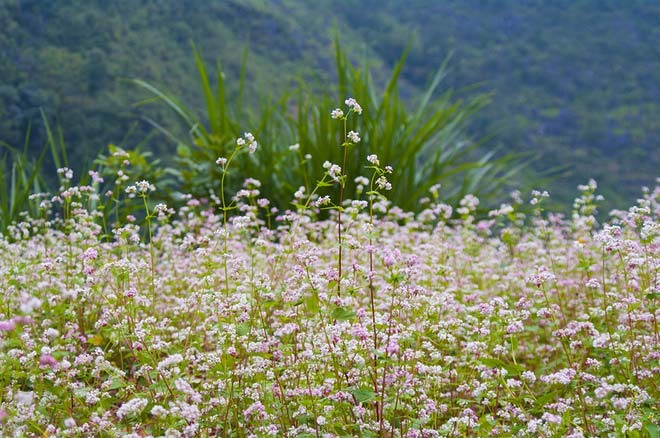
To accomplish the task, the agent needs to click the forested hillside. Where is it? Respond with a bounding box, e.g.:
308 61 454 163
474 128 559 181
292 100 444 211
366 0 660 207
1 0 658 210
0 0 354 165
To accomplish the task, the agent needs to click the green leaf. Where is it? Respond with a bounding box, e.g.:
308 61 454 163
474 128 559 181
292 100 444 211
350 387 377 403
645 423 660 438
305 293 319 314
108 377 126 390
177 143 192 158
237 323 250 337
480 357 524 376
331 306 356 321
511 335 519 352
149 380 169 395
534 390 558 409
87 334 105 346
262 297 278 309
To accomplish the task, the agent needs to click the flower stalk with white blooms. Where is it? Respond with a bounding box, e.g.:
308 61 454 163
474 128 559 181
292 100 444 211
364 154 395 431
217 132 258 295
127 180 158 296
331 98 362 297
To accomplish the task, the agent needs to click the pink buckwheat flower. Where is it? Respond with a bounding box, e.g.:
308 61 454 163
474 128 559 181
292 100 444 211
39 354 58 368
0 320 16 331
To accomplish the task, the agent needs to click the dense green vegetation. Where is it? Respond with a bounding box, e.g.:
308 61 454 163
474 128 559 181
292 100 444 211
1 0 658 210
363 0 660 208
0 40 520 232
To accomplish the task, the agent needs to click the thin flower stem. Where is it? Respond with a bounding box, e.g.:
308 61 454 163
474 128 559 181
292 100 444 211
220 150 239 296
369 170 379 353
142 195 155 299
337 115 349 298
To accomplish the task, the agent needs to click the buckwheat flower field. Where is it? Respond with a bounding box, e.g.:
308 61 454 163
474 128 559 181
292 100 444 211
1 106 659 437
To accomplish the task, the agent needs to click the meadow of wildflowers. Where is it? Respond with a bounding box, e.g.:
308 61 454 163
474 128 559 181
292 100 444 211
1 100 660 437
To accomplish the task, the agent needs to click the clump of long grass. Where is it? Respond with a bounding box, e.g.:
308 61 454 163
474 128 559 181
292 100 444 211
0 112 68 234
132 40 522 217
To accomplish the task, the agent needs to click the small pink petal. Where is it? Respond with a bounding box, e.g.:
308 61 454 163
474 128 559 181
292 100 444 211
0 320 15 331
39 354 58 368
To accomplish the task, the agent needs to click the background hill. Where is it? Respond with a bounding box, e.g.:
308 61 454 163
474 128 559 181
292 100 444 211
1 0 658 211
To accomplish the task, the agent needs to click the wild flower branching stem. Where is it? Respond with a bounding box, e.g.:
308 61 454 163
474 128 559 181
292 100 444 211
220 151 239 296
601 247 614 339
217 134 258 296
267 173 331 291
367 170 381 417
337 116 349 298
368 170 379 353
142 195 156 299
378 278 399 436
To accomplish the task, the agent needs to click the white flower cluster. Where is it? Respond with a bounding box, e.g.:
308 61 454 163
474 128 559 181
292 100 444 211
539 368 576 385
526 265 557 287
577 178 598 192
530 190 550 206
459 194 480 211
136 180 155 193
640 220 659 242
488 203 514 217
312 195 332 207
367 154 379 165
323 161 342 182
57 167 74 180
331 108 344 119
157 353 183 371
294 186 306 200
154 203 168 215
112 149 130 159
88 170 104 184
594 224 623 251
154 203 173 220
125 180 155 196
237 132 258 154
344 97 362 114
347 130 361 144
331 97 362 119
116 397 148 419
354 176 369 186
376 176 392 191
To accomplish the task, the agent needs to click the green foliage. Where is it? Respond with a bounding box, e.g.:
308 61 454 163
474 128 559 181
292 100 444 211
0 113 67 233
352 0 660 210
0 0 350 174
0 124 46 232
134 42 521 213
92 142 172 233
2 0 658 213
132 43 296 206
4 41 523 231
297 41 524 211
